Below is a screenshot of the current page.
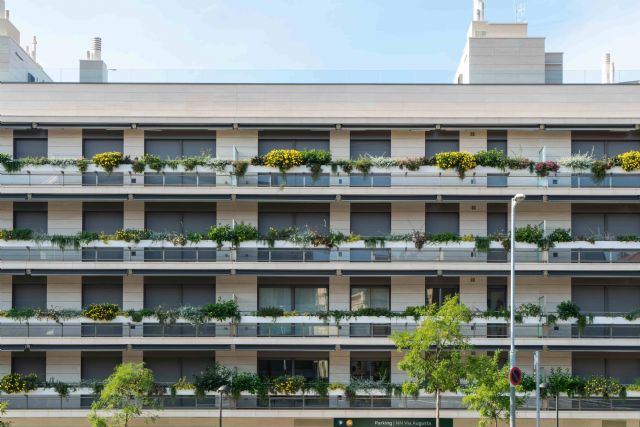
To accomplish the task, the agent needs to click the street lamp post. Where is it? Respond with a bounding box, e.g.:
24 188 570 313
510 193 526 427
217 385 229 427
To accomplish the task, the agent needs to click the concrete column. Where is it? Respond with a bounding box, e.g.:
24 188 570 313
329 276 349 310
216 201 258 227
0 201 13 228
459 202 487 236
216 275 257 312
330 202 350 234
391 202 425 234
48 201 82 234
0 353 11 377
0 276 11 310
330 130 350 161
391 277 425 311
0 128 12 156
391 351 408 383
48 129 82 159
47 276 82 310
216 130 258 160
391 130 425 158
123 275 144 311
329 350 350 384
459 276 487 311
123 200 145 229
459 129 487 153
217 350 257 373
123 129 144 159
46 351 81 382
122 350 144 364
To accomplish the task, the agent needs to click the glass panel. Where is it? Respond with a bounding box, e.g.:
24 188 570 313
370 287 390 309
295 287 328 312
258 359 292 378
487 285 507 311
350 287 369 310
350 360 391 381
259 287 292 311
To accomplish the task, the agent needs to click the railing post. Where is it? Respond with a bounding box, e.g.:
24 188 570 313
95 172 98 186
196 173 199 187
162 172 165 187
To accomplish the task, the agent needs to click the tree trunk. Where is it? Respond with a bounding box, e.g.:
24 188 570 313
435 390 440 427
556 394 559 427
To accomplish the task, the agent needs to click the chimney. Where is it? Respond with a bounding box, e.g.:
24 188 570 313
79 36 108 83
31 35 37 61
473 0 485 21
90 37 102 60
602 53 615 84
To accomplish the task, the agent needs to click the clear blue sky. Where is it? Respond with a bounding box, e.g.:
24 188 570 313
7 0 640 82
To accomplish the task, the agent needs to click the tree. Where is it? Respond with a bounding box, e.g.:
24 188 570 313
545 368 583 427
88 362 158 427
391 295 471 427
0 401 10 427
463 353 513 427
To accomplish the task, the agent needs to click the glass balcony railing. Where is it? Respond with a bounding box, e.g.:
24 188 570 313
3 170 640 189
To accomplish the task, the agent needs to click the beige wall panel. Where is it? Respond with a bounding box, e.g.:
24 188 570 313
391 276 425 311
46 351 81 382
459 202 487 236
216 130 258 160
391 130 425 158
123 200 145 229
216 275 257 312
329 276 349 311
0 201 12 228
48 129 82 158
0 353 10 377
329 350 349 383
507 130 571 161
0 128 12 156
391 202 425 234
330 202 350 234
47 276 81 310
123 275 144 311
0 276 11 310
216 201 257 227
459 276 487 311
459 129 487 153
217 350 257 373
48 201 82 234
330 130 350 160
122 350 144 364
123 128 144 158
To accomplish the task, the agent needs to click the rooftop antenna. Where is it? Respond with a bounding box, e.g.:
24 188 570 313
514 0 526 23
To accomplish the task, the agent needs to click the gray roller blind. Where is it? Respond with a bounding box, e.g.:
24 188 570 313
572 140 605 158
82 277 123 308
258 131 329 156
350 131 391 159
608 286 640 312
145 131 216 159
258 203 329 235
572 214 605 238
487 212 508 235
572 357 605 378
350 204 390 237
83 130 124 158
182 283 216 307
144 352 214 383
144 283 182 308
183 212 216 233
426 204 459 235
487 130 507 154
144 277 215 308
572 285 605 313
606 214 640 236
81 352 122 381
13 129 48 159
572 131 640 159
145 139 182 159
12 276 47 309
145 355 181 383
83 203 123 234
12 353 46 379
426 131 459 157
607 359 640 384
145 203 216 234
13 202 48 233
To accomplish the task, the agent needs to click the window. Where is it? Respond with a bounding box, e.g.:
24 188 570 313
571 204 640 239
13 129 48 159
572 131 640 159
258 203 329 236
350 203 391 237
144 351 214 384
258 278 328 312
12 353 46 379
144 277 216 309
487 130 507 154
350 131 391 159
426 203 459 235
572 278 640 314
83 202 123 234
12 276 47 309
145 130 216 159
145 202 216 234
350 278 390 310
426 277 460 306
573 353 640 384
487 203 508 235
426 131 459 158
81 352 122 382
258 353 329 380
82 277 123 308
350 353 391 381
258 130 329 156
13 202 47 234
487 278 507 311
82 130 124 158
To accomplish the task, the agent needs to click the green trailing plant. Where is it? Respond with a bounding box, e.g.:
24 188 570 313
0 373 39 394
113 228 152 243
0 228 33 240
82 304 120 321
474 149 508 169
556 300 591 331
232 159 250 177
272 375 306 395
49 380 75 398
474 236 491 253
428 232 461 244
201 299 240 322
582 376 626 400
92 151 123 173
514 303 543 323
301 149 332 180
548 228 573 243
192 363 232 397
410 230 427 249
255 306 285 319
353 157 373 175
141 154 164 172
514 224 544 245
590 159 611 182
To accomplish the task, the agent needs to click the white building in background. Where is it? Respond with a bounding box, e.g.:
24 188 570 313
0 0 50 83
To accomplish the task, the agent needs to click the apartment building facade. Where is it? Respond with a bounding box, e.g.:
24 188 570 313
0 83 639 427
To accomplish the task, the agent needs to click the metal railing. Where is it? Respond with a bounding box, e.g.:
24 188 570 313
2 394 639 411
4 171 640 189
